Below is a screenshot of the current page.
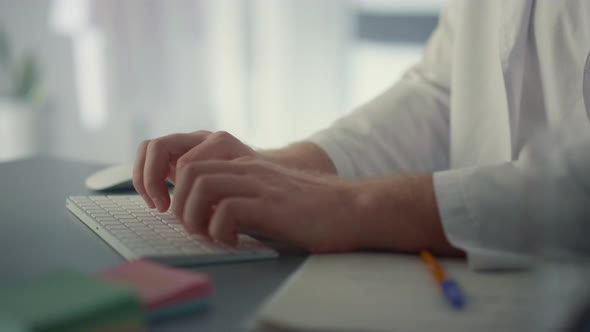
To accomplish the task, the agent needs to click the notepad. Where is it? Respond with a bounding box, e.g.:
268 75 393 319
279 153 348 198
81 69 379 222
256 253 536 332
0 271 144 332
100 260 212 321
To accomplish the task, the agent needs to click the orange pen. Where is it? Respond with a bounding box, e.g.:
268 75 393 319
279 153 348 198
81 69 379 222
420 249 465 309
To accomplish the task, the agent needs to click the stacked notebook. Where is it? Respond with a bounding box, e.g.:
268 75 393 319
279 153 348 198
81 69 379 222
0 260 211 331
100 260 212 322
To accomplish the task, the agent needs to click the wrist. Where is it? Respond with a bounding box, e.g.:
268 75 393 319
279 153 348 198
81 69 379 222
349 175 440 252
257 142 337 175
349 180 382 250
350 175 463 255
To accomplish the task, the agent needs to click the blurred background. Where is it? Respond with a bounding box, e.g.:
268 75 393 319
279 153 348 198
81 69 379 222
2 2 590 330
0 0 444 164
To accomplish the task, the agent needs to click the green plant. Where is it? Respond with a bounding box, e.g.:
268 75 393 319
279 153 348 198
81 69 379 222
0 24 45 110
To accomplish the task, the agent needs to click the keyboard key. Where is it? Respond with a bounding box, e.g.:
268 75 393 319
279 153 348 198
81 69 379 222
163 221 182 227
85 208 106 214
99 221 121 226
91 214 112 218
128 226 150 232
138 233 162 240
116 217 139 222
149 226 171 232
105 225 128 230
142 221 164 227
151 211 173 217
119 220 141 225
78 203 100 208
140 217 160 222
120 237 144 244
131 213 152 218
169 227 185 233
163 235 190 243
98 203 118 207
112 212 133 216
156 227 177 233
116 231 138 238
96 216 117 221
125 208 147 212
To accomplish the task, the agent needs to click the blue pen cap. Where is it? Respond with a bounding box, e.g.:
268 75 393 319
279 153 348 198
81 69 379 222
441 279 465 309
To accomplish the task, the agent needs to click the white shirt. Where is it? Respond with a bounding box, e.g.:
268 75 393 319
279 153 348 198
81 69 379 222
308 0 590 270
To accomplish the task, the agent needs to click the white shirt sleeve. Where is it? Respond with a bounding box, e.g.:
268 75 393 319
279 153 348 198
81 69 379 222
433 164 535 270
308 1 456 178
434 110 590 270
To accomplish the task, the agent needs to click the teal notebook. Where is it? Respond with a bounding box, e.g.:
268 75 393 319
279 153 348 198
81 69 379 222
0 271 145 332
148 298 211 323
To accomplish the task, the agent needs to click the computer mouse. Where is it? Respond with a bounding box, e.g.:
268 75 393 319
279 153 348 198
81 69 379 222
86 164 135 191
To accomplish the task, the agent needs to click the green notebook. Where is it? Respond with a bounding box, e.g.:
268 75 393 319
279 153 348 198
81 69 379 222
0 271 145 332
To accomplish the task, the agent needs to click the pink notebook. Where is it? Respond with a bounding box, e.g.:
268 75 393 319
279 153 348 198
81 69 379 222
100 260 212 311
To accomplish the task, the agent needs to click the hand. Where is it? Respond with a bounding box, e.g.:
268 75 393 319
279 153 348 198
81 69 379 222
171 158 367 252
133 131 264 212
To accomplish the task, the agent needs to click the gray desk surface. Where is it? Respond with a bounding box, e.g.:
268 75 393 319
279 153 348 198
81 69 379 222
0 157 306 332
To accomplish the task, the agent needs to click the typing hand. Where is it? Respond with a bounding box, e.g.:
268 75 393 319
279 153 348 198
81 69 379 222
171 158 366 252
133 131 263 212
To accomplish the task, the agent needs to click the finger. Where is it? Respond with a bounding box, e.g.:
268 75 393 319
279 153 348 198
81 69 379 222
144 133 209 211
182 174 259 235
171 160 263 220
176 131 244 166
209 198 262 246
133 140 155 208
166 130 212 183
167 163 177 185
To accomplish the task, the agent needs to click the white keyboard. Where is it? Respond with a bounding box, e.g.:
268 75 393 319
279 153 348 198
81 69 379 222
66 195 278 266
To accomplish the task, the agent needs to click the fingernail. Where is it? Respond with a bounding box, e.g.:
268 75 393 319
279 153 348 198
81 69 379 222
141 194 155 208
153 196 165 212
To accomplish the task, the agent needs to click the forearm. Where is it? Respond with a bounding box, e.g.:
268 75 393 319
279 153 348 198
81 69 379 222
259 142 337 175
354 174 464 257
258 141 461 256
262 144 461 256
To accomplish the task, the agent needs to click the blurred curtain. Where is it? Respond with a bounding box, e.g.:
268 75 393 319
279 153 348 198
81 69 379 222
48 0 351 162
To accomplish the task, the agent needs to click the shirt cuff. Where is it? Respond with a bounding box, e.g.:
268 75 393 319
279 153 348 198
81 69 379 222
306 131 357 178
433 168 532 270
